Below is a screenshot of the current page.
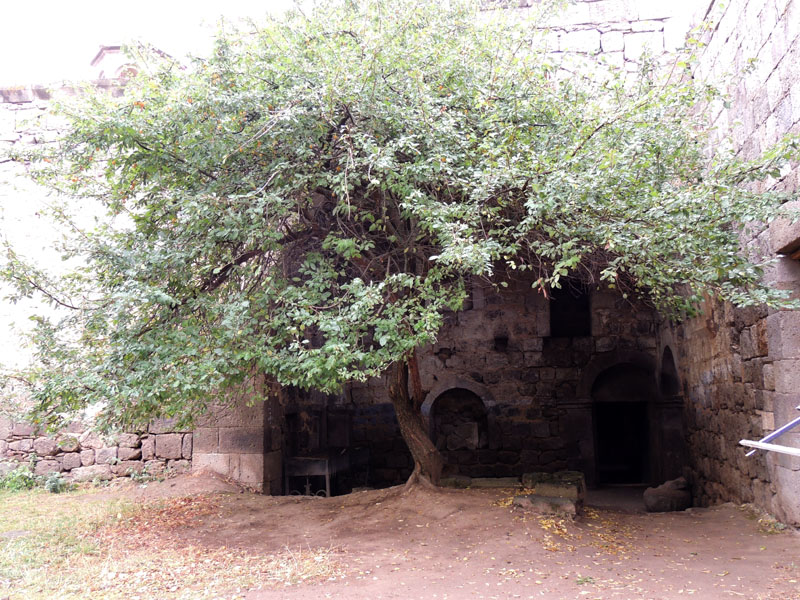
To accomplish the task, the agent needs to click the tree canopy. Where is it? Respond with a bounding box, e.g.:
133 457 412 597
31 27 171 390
3 0 799 437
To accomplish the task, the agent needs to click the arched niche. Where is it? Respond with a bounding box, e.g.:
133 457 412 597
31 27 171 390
659 346 680 397
431 388 489 452
421 376 496 435
591 362 658 485
421 377 495 477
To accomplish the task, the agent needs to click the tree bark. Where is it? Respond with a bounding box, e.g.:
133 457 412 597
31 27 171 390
387 360 443 489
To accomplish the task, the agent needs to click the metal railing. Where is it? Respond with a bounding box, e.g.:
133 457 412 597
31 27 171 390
740 405 800 458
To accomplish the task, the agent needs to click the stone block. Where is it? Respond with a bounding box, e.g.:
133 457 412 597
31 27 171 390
601 30 624 52
8 439 33 453
0 417 11 440
11 422 35 437
774 467 800 525
155 433 183 459
193 428 219 454
192 453 232 478
118 447 141 461
777 451 800 471
95 447 118 465
767 312 800 359
71 464 112 482
521 471 586 501
768 201 800 254
195 401 264 428
141 436 155 460
34 459 61 475
763 256 800 290
512 494 580 516
57 435 80 453
78 432 104 450
33 437 58 457
144 460 166 474
0 440 7 455
61 452 82 471
111 461 144 476
773 360 800 394
149 417 181 434
238 453 265 487
219 427 264 454
182 433 193 459
644 477 692 512
80 449 95 466
561 29 601 54
762 362 776 390
116 433 140 448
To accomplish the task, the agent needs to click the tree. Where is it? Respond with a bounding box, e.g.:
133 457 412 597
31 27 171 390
2 0 798 486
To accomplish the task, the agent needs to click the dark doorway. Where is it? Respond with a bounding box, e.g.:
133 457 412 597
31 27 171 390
594 401 649 483
591 364 655 485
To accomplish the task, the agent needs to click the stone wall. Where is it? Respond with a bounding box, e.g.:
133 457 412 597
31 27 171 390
663 0 800 524
289 274 685 490
0 415 191 482
192 376 283 494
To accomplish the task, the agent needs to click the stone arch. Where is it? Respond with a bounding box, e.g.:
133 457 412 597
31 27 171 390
421 377 496 477
421 376 496 436
576 350 657 400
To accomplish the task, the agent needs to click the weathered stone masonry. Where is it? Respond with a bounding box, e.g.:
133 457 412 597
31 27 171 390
661 0 800 525
2 0 800 526
0 414 192 481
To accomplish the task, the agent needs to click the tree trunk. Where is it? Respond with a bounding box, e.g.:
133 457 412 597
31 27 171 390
387 360 443 488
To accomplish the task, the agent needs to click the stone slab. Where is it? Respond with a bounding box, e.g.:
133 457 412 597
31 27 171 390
155 433 183 459
192 428 219 454
111 460 144 476
469 477 521 489
71 464 112 482
769 200 800 254
181 433 193 459
141 436 155 460
80 449 95 466
118 447 142 461
57 435 80 453
219 428 264 454
95 447 118 465
33 437 58 457
34 459 61 475
767 312 800 360
521 471 587 501
61 452 82 471
116 433 140 448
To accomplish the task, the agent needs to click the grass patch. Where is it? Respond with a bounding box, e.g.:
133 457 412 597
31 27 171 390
0 488 344 599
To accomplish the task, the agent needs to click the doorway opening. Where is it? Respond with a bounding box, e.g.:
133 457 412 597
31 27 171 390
592 364 656 485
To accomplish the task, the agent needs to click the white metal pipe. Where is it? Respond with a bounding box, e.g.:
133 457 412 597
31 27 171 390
739 439 800 458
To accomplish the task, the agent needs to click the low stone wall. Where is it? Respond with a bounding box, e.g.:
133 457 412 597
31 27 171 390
0 416 192 482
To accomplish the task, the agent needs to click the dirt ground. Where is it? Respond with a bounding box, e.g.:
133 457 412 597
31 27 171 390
106 472 800 600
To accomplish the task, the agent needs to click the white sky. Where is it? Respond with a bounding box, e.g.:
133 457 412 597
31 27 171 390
0 1 295 86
